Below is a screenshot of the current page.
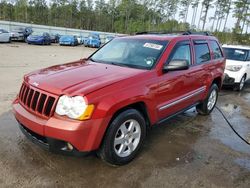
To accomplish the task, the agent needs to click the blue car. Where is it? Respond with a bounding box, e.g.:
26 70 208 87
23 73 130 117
84 33 101 48
59 35 78 46
27 32 51 45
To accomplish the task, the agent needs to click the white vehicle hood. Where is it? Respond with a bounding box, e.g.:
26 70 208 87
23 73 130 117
226 59 246 66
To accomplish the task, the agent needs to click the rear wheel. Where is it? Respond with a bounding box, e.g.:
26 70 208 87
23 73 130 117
97 109 146 165
196 84 218 115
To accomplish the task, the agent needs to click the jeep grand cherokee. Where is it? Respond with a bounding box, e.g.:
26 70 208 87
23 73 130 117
13 32 225 165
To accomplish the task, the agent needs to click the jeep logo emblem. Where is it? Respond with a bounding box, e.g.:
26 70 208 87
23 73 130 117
32 82 39 87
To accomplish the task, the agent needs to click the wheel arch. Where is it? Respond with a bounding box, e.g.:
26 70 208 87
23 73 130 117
212 76 222 90
108 101 151 129
97 101 151 149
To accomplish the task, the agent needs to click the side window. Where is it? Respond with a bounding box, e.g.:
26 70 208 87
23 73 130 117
194 43 211 64
210 40 223 59
247 51 250 61
169 44 191 65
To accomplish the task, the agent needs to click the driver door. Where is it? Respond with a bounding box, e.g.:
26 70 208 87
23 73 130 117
156 40 202 120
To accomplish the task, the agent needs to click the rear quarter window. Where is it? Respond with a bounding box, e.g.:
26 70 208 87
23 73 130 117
210 40 223 59
194 42 211 64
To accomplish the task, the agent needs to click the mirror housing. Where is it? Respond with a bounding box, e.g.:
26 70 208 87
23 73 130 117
163 60 189 72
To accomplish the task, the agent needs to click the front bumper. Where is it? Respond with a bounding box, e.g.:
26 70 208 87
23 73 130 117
13 101 110 154
223 73 235 85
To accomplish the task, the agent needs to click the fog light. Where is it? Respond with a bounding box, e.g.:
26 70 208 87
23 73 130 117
67 142 74 151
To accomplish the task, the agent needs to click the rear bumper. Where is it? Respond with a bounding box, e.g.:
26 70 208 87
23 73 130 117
13 101 110 153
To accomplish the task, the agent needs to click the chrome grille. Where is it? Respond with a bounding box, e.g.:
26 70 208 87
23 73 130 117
19 83 57 118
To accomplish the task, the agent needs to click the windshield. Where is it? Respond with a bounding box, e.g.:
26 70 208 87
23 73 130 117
61 35 72 39
90 38 168 69
223 47 249 61
31 32 43 36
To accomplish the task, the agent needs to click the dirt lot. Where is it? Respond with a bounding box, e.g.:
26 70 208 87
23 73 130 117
0 43 250 187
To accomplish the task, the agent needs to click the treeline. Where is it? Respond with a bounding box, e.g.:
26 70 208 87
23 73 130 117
0 0 250 43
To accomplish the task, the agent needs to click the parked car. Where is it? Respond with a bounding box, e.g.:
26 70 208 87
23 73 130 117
59 35 78 46
27 32 51 45
0 29 11 43
84 33 101 48
222 45 250 91
105 35 115 43
76 35 84 45
13 31 225 165
10 27 33 42
50 34 60 43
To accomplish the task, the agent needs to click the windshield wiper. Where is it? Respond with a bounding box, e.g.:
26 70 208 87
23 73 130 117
88 57 97 62
110 62 130 67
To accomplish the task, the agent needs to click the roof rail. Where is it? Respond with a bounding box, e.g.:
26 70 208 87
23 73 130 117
135 31 186 35
135 30 212 36
182 30 212 36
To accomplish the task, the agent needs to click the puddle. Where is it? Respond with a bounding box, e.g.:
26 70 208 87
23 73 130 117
235 158 250 171
210 105 250 155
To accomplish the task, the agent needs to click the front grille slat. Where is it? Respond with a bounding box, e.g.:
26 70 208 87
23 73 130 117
26 88 32 105
37 94 46 113
23 86 29 104
46 97 56 117
18 83 57 118
19 84 25 99
32 91 40 111
21 85 27 102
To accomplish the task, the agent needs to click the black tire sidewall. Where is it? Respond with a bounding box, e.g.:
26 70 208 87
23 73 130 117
100 109 146 165
238 76 246 91
197 84 219 115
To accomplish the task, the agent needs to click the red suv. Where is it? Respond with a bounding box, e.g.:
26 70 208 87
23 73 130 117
13 31 225 165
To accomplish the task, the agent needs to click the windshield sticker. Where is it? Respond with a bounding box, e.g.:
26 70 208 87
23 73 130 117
235 50 245 54
143 43 163 50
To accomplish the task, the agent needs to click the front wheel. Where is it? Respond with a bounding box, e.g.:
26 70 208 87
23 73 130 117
235 75 246 91
97 109 146 165
196 84 219 115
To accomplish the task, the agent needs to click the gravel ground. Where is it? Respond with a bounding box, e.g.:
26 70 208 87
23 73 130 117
0 42 250 188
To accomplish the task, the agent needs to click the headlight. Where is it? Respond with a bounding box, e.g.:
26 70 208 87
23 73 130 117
55 95 94 120
225 65 242 72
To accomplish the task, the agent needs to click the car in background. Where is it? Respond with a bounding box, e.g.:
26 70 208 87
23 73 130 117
59 35 78 46
84 33 101 48
50 34 60 43
10 27 33 42
76 36 84 45
222 44 250 91
27 32 51 45
105 35 115 43
0 29 11 43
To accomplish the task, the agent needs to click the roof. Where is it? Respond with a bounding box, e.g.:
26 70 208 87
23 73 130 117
119 33 217 41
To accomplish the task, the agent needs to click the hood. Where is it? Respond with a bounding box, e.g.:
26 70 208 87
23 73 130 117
28 35 43 40
225 59 245 66
24 60 146 96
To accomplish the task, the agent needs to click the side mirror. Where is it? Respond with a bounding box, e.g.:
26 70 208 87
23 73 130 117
163 59 189 72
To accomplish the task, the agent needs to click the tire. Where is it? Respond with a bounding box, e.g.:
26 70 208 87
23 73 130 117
97 109 146 165
196 84 219 115
235 75 246 91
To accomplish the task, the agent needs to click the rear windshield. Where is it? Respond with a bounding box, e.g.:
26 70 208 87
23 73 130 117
90 38 168 70
223 47 249 61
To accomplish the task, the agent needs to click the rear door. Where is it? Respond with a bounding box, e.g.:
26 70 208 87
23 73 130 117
190 40 213 100
157 39 204 120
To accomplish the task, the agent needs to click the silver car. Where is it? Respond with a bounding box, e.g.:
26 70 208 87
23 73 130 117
0 29 11 42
